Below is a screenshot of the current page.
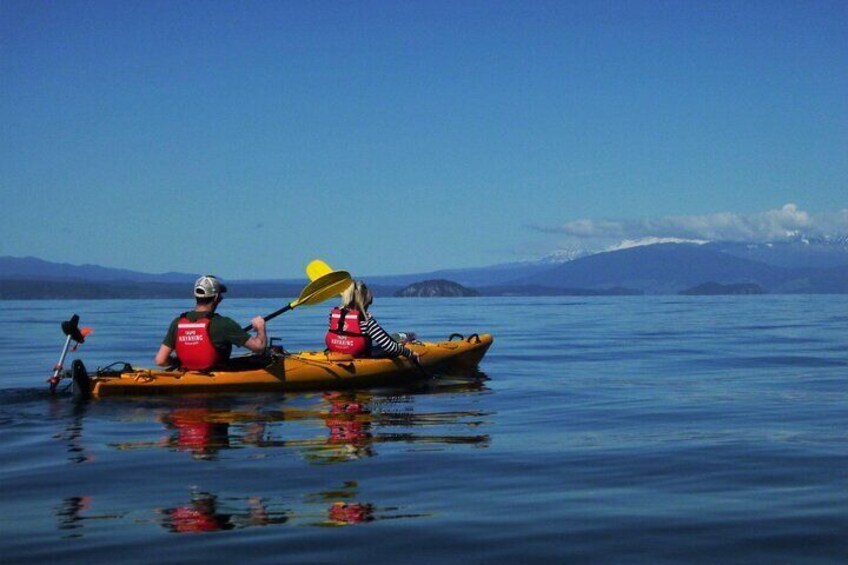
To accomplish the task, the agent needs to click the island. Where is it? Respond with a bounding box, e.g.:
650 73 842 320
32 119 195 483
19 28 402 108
394 279 480 297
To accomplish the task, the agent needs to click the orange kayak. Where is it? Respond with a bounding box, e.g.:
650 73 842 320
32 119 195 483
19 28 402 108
76 333 493 398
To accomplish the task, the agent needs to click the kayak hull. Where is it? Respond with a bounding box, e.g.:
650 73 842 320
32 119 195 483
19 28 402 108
88 334 493 397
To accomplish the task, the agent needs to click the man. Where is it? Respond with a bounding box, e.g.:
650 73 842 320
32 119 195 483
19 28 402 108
155 275 267 370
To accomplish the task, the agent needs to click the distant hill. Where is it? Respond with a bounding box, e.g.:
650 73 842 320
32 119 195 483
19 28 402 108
680 282 766 295
394 279 480 297
0 256 317 299
0 279 312 300
0 256 198 283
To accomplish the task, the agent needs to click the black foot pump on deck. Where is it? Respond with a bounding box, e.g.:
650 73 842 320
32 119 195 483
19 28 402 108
71 359 91 402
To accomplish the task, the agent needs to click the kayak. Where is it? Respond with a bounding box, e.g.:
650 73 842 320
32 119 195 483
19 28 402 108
73 333 493 398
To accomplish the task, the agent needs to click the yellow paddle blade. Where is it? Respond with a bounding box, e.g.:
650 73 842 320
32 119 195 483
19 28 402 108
306 259 334 282
291 270 352 308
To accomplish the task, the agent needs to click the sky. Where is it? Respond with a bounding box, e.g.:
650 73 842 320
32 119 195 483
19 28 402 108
1 1 846 279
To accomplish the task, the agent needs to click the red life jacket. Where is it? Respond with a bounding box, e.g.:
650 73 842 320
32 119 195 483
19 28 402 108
169 505 223 533
175 313 222 371
325 308 371 357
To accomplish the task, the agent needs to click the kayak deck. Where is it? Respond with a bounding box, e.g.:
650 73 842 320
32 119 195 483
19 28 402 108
87 333 493 397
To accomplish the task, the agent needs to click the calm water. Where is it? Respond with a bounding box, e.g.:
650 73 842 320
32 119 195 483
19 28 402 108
1 296 846 563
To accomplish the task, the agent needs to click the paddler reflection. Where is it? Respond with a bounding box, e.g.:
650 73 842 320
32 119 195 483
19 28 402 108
320 391 375 460
159 489 288 533
111 391 490 462
160 407 232 460
308 480 377 526
138 395 376 463
327 501 375 525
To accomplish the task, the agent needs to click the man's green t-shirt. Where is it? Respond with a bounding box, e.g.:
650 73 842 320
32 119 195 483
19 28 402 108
163 311 251 360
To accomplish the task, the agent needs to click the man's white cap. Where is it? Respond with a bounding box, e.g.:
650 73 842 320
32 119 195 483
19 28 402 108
194 275 228 298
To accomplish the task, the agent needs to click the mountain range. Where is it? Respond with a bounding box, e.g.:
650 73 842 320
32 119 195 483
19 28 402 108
2 236 847 298
367 237 848 295
0 256 198 283
501 243 847 294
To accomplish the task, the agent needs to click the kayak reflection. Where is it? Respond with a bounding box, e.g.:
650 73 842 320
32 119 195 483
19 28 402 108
111 381 491 463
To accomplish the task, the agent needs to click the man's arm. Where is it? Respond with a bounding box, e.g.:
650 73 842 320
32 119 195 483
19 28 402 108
155 344 174 366
156 319 179 366
242 316 267 353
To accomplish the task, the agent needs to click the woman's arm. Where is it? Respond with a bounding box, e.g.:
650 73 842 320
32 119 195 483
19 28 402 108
363 317 416 359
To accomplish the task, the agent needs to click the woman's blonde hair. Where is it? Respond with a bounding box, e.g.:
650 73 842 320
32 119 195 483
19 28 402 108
341 280 373 317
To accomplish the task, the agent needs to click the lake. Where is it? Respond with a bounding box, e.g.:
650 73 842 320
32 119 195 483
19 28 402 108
1 296 846 563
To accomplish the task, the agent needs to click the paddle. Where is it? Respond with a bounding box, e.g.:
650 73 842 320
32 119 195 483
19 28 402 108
241 270 352 331
306 259 349 301
49 314 93 394
306 259 334 282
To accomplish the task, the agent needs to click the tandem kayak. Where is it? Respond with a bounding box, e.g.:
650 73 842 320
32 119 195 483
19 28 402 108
71 333 493 399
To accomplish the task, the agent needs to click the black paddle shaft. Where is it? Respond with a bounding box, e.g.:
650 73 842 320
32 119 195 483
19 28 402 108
241 303 293 332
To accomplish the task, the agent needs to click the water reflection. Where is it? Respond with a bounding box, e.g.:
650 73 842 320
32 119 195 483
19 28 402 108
55 481 427 536
56 496 91 533
319 391 375 461
48 372 488 536
109 379 491 463
56 496 125 538
158 490 288 533
50 401 93 464
161 407 232 460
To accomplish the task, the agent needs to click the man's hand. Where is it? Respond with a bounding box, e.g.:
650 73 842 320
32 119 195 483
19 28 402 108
244 316 268 353
251 317 266 333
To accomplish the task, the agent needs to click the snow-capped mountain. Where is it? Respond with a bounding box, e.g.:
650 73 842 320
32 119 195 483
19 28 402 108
534 248 594 264
707 234 848 269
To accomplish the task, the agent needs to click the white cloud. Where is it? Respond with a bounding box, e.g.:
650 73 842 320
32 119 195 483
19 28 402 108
539 204 848 243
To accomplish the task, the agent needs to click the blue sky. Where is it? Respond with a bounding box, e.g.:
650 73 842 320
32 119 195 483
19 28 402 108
2 1 846 279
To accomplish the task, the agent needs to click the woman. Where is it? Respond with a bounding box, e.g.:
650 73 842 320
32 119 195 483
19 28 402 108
325 281 419 362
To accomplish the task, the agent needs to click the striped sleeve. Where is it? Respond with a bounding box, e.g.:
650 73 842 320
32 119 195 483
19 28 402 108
363 317 414 358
